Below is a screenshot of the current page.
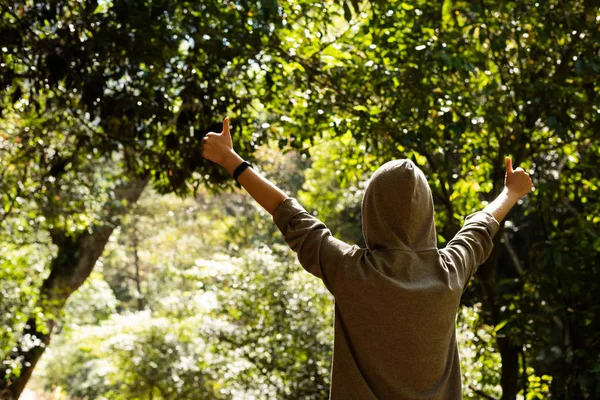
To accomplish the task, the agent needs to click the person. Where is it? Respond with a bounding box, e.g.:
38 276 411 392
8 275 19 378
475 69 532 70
201 117 533 399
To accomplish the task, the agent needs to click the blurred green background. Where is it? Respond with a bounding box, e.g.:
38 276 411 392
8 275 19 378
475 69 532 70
1 0 598 398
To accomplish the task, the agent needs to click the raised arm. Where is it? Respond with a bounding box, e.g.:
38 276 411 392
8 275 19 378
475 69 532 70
200 117 288 214
483 157 534 223
440 156 533 289
200 117 354 295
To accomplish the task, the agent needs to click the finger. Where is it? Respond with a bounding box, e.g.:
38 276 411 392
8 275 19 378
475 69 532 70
505 157 514 174
515 167 524 172
222 117 230 138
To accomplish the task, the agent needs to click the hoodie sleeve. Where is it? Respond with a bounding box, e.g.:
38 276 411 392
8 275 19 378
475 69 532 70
272 197 354 296
439 211 500 290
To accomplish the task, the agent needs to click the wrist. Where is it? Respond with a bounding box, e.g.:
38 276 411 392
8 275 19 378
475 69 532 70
502 187 521 203
221 151 244 175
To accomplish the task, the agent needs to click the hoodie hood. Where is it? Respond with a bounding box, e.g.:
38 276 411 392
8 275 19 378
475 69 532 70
361 159 437 252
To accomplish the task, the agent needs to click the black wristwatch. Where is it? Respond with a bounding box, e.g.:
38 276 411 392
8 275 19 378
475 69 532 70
233 160 252 184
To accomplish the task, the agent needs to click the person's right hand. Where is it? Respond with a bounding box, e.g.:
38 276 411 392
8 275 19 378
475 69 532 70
504 157 533 198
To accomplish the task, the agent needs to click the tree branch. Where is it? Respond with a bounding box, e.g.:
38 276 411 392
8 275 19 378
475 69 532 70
469 385 498 400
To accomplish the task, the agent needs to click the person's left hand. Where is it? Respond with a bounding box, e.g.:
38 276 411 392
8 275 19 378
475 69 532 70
201 117 235 166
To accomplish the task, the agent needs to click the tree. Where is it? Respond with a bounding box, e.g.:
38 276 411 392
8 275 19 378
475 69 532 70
2 0 599 397
0 0 286 395
33 165 335 398
261 0 599 397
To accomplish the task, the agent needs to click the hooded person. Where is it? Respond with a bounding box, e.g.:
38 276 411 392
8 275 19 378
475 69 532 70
271 159 500 399
201 117 532 399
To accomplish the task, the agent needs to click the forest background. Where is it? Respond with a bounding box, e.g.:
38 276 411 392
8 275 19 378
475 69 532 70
1 0 599 399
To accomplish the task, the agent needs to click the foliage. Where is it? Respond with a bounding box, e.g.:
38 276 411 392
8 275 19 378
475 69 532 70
38 312 225 399
35 246 334 399
261 0 600 398
0 0 312 393
457 303 503 399
0 244 52 376
208 246 334 398
297 130 371 247
62 271 119 326
1 0 599 398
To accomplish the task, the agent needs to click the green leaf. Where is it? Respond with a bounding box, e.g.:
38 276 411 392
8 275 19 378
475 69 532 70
442 0 452 24
3 193 10 213
494 320 508 333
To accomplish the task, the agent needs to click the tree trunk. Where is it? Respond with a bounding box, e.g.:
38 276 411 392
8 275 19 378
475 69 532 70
0 174 149 399
477 229 521 400
497 338 521 400
133 226 145 311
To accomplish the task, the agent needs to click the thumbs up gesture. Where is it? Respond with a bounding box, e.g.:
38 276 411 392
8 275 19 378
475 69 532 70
201 117 235 166
504 157 534 199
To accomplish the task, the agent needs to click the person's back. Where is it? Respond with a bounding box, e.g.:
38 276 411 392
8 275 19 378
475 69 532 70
328 249 465 398
200 118 533 399
272 159 503 398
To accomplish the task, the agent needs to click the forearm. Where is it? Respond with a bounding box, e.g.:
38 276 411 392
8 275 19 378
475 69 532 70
221 151 289 215
482 188 520 224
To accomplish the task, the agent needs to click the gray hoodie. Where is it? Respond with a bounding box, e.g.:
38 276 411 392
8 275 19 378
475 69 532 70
272 159 499 399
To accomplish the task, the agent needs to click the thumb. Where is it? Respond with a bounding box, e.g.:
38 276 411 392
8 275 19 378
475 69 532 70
505 156 514 174
222 117 231 138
